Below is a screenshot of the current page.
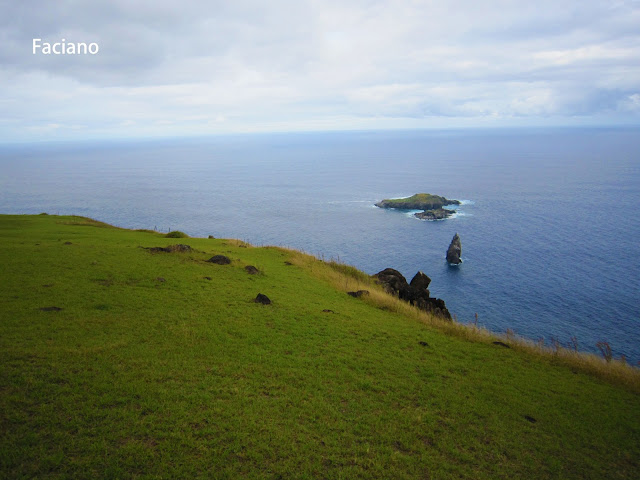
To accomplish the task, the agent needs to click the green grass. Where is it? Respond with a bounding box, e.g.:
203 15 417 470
1 214 639 479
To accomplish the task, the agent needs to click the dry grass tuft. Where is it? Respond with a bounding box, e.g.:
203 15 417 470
226 239 252 248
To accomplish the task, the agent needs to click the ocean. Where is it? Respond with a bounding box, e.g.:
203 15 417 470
1 127 639 363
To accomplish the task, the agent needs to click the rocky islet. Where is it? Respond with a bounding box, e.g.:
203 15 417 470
375 193 460 221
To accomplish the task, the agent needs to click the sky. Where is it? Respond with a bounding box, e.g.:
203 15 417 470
1 0 639 142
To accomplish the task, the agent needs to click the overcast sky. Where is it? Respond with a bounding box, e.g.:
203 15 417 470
1 0 639 141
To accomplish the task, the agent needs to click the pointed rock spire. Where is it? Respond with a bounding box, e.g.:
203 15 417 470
446 233 462 265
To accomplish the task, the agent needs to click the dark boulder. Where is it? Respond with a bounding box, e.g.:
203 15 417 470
208 255 231 265
416 297 451 319
446 233 462 265
374 268 419 304
375 268 410 296
245 265 260 275
254 293 271 305
410 271 431 292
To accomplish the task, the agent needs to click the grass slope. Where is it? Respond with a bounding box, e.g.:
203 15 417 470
1 214 639 479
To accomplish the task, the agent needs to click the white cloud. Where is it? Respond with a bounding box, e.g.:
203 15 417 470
532 45 638 66
620 93 640 112
0 0 639 141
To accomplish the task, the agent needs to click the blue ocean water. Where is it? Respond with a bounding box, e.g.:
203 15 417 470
1 128 639 363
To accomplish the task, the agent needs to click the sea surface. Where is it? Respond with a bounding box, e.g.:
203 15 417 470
1 128 639 363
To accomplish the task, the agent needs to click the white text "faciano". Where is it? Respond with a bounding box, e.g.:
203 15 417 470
33 39 99 55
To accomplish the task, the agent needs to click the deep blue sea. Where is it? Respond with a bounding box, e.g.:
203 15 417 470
2 128 639 363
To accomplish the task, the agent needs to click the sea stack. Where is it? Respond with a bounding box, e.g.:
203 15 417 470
446 233 462 265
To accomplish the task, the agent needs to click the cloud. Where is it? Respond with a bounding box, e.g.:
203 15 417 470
0 0 639 140
620 93 640 112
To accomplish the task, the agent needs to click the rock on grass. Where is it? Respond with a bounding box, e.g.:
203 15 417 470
254 293 271 305
208 255 231 265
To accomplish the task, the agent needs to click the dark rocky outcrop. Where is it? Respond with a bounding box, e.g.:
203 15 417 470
446 233 462 265
409 271 431 293
373 269 451 320
245 265 260 275
415 208 454 221
254 293 271 305
208 255 231 265
415 297 450 319
375 268 408 295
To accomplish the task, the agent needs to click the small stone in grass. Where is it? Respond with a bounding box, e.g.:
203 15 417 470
254 293 271 305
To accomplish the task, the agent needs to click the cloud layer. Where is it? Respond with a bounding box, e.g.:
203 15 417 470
1 0 639 140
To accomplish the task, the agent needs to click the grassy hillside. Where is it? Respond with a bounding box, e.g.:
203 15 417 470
1 214 639 479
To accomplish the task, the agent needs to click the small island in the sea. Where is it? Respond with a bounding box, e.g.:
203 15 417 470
375 193 460 220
